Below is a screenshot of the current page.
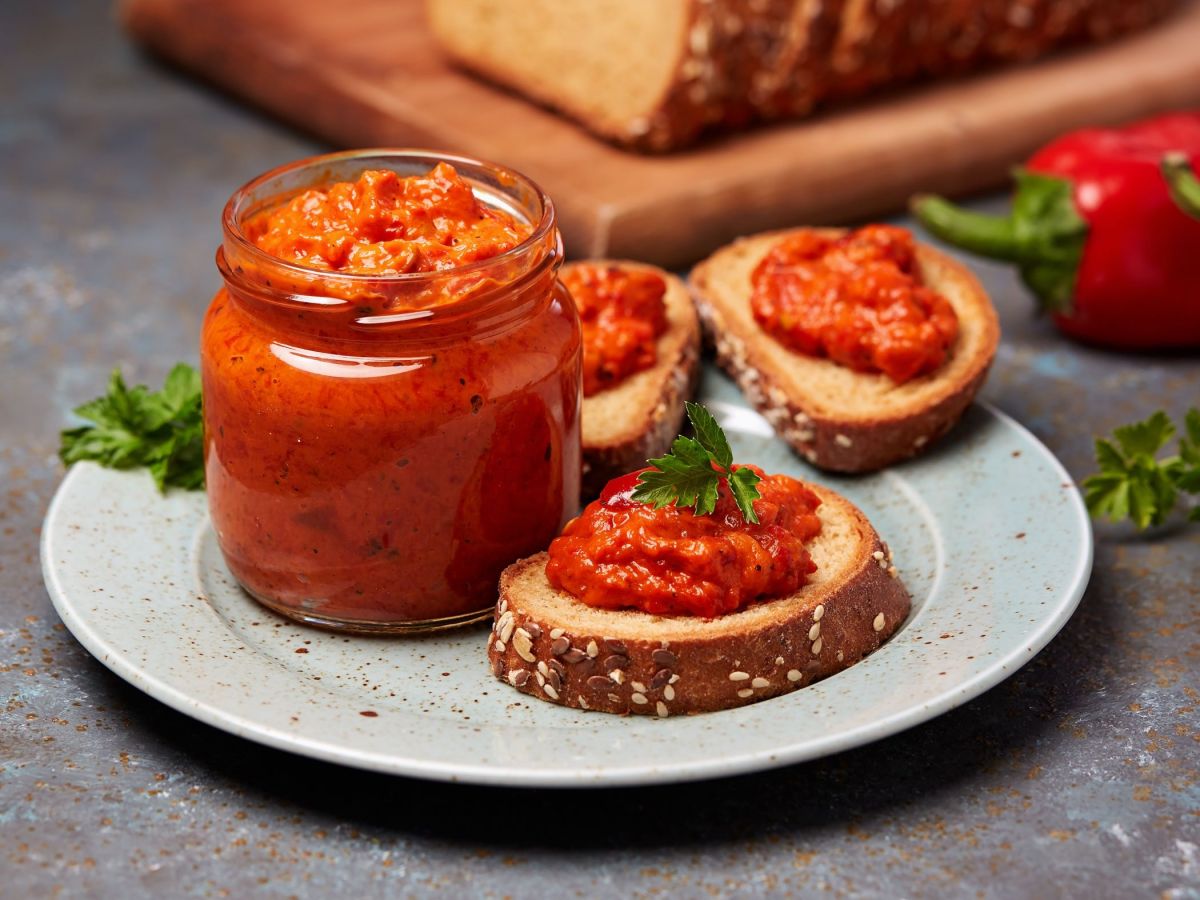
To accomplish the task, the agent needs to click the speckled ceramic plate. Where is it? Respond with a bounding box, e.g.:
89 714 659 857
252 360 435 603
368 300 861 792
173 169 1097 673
41 371 1092 787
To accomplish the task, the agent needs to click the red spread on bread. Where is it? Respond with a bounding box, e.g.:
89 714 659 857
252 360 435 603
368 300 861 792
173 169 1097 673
750 225 959 383
545 467 822 617
562 265 669 396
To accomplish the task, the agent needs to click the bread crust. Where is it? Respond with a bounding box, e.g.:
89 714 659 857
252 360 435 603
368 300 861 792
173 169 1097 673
488 485 910 715
747 0 845 120
572 261 702 498
428 0 745 152
688 227 1000 473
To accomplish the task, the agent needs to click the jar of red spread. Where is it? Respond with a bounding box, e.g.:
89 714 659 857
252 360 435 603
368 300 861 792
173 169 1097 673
202 150 581 633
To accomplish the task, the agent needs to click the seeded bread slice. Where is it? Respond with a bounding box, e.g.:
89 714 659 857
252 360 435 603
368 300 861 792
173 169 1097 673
574 261 702 499
488 484 910 716
689 228 1000 473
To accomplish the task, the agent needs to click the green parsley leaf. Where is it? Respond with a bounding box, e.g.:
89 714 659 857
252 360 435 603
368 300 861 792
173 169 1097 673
1180 408 1200 471
1082 408 1200 529
685 400 733 469
1083 471 1129 524
59 364 206 492
728 465 763 525
639 437 723 515
1112 410 1175 459
631 402 760 523
1093 437 1124 475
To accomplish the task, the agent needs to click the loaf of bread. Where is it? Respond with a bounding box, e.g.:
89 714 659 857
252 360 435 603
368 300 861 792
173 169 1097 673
426 0 1179 151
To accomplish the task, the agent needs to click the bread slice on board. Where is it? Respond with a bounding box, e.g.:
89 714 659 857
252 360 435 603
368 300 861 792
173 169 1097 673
750 0 846 119
573 261 702 499
488 484 910 716
689 228 1000 473
426 0 740 152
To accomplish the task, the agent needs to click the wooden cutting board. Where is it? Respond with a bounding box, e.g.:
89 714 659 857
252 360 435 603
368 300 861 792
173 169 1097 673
121 0 1200 267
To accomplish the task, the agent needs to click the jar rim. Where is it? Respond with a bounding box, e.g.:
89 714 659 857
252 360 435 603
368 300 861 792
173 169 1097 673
220 147 559 288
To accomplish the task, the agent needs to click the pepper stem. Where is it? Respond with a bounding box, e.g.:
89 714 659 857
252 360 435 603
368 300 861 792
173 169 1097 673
910 171 1087 315
1162 153 1200 221
910 194 1024 262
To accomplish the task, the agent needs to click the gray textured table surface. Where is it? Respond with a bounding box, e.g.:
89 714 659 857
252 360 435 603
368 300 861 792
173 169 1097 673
3 3 1198 898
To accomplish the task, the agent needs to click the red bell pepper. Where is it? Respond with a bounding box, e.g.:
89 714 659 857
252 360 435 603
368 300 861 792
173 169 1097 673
912 112 1200 349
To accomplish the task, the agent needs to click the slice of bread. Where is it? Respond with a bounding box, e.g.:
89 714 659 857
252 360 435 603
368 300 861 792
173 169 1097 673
689 228 1000 473
425 0 738 152
825 0 918 98
750 0 847 120
487 484 910 716
572 261 702 499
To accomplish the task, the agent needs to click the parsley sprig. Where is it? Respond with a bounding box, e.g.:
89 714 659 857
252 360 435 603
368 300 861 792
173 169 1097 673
59 364 205 492
632 402 763 523
1083 409 1200 529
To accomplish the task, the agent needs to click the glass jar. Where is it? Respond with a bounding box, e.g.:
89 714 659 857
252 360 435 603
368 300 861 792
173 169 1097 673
201 150 581 633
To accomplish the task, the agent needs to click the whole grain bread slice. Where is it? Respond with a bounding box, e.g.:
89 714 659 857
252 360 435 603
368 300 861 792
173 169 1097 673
689 228 1000 473
488 484 910 716
572 261 702 498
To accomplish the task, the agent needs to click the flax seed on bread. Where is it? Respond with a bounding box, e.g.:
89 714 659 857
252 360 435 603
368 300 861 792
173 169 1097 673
488 484 910 716
572 261 702 499
689 228 1000 473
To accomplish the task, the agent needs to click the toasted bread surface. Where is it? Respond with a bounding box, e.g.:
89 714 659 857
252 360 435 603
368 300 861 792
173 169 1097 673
488 485 911 716
689 228 1000 472
572 261 702 498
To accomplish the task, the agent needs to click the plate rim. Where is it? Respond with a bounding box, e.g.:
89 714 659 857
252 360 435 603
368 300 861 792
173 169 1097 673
41 400 1093 787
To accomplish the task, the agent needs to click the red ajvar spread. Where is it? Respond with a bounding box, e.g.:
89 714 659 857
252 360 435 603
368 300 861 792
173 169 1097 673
544 467 822 617
750 225 959 383
203 161 579 624
244 163 531 277
562 265 669 396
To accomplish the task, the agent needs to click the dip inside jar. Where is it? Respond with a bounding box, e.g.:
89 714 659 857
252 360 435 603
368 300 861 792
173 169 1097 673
244 163 531 277
202 152 581 633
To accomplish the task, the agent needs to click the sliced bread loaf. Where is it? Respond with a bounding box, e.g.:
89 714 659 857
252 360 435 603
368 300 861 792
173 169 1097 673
488 484 910 716
426 0 1179 151
571 261 702 498
689 228 1000 473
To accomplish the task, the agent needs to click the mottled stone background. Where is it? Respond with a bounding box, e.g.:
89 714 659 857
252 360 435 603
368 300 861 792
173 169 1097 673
1 3 1197 898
